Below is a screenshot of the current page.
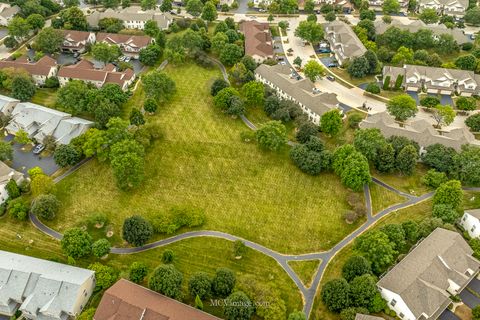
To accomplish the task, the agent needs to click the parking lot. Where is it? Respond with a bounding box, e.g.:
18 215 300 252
4 135 59 176
406 91 454 106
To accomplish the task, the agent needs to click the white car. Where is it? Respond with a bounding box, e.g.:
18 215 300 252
279 61 286 65
124 56 131 62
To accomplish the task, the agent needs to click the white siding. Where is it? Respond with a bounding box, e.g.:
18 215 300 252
460 212 480 238
378 286 416 320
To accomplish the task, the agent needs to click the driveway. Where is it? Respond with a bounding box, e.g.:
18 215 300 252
4 135 59 176
467 278 480 292
460 289 480 309
57 53 78 66
92 58 145 75
439 309 460 320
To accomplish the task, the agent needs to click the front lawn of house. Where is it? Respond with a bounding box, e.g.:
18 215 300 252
49 63 361 255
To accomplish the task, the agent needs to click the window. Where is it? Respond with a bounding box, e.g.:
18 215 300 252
391 299 397 307
399 313 404 318
463 215 467 221
472 225 476 232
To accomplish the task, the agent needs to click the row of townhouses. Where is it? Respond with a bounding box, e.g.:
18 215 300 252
255 64 341 125
417 0 468 16
61 30 153 58
323 21 367 66
383 65 480 96
374 20 472 45
0 3 19 26
87 6 173 30
0 94 93 145
0 250 96 320
0 249 223 320
377 228 480 320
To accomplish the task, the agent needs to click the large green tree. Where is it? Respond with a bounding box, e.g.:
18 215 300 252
303 60 325 82
255 120 287 151
61 227 93 258
321 278 350 312
92 42 121 65
34 27 63 54
142 71 177 102
386 94 417 122
242 81 264 107
122 215 153 246
294 20 324 44
149 264 183 298
224 291 254 320
354 230 397 274
433 180 463 209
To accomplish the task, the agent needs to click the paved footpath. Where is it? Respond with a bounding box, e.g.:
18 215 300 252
27 58 480 318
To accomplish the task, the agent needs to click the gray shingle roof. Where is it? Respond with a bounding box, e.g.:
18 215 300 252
324 21 367 60
377 228 480 319
374 20 471 44
359 111 480 151
255 64 339 117
87 6 172 29
0 250 95 319
466 209 480 220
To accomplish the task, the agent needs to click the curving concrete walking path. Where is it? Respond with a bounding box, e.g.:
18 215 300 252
26 59 480 318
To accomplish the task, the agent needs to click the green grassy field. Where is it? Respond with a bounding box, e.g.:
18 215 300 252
31 88 58 108
49 63 360 255
369 182 407 215
288 259 321 287
373 164 430 196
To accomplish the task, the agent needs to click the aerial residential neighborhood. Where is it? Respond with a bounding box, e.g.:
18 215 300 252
2 0 480 319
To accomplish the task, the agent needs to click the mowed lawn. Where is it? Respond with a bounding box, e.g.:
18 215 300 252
50 63 358 254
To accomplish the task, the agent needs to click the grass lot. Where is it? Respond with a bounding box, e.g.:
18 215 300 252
288 259 321 287
369 182 407 215
328 67 377 87
0 216 302 315
373 164 430 196
31 88 58 108
50 63 360 255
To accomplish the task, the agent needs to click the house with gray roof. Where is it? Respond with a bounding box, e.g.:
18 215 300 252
0 4 19 27
5 102 93 145
359 111 480 151
377 228 480 320
87 6 172 30
255 64 340 125
0 162 24 204
324 21 367 66
383 65 479 96
0 250 95 320
0 95 19 116
374 20 471 45
460 209 480 238
418 0 468 16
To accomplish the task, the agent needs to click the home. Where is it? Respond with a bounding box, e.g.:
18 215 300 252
0 4 20 27
460 209 480 238
0 56 57 86
323 21 367 66
367 0 408 10
418 0 468 16
359 111 480 151
255 64 341 125
252 0 272 8
0 250 95 320
383 65 479 96
0 162 24 204
87 6 173 30
0 94 19 116
377 228 480 320
374 20 471 45
239 21 275 63
5 102 94 144
57 59 135 91
96 33 153 59
94 279 220 320
61 30 96 53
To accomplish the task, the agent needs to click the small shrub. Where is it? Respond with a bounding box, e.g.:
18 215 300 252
92 238 111 258
151 206 206 234
233 240 247 258
383 75 390 90
8 198 29 220
348 113 364 129
129 261 149 283
422 169 448 189
344 211 357 223
87 212 108 227
162 249 175 263
365 83 380 94
31 194 60 220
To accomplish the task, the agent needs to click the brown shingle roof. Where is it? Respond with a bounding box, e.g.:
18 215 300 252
96 33 152 49
60 29 92 43
0 55 56 76
94 279 221 320
239 20 274 59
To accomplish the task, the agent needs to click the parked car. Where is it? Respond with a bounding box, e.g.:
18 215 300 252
124 56 132 62
327 62 338 68
33 144 45 155
279 61 286 65
326 75 335 81
73 52 80 58
319 48 331 53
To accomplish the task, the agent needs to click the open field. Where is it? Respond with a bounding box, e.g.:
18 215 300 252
373 164 430 196
31 88 58 108
50 63 361 255
0 215 302 316
369 182 407 215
